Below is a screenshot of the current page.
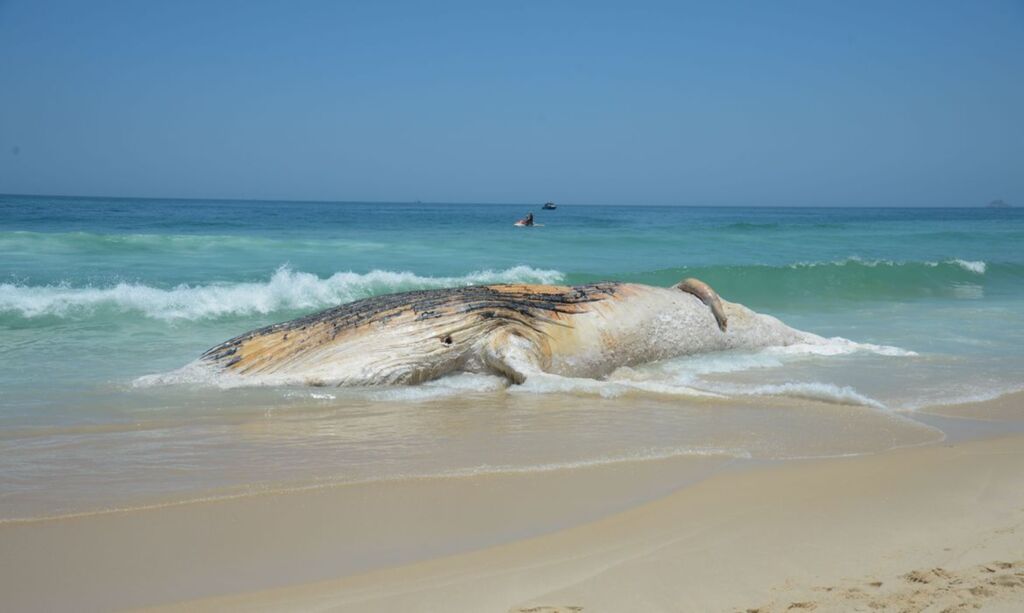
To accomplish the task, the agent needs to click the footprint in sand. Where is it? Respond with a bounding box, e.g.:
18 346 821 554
512 607 583 613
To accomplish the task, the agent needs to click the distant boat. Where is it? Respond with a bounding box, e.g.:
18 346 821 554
542 202 557 210
987 199 1011 208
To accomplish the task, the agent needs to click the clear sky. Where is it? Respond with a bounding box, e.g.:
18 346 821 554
1 1 1022 206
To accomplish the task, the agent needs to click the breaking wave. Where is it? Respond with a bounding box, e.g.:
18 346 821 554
4 257 1015 323
0 265 565 321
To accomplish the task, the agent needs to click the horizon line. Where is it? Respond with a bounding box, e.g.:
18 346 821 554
0 191 1011 209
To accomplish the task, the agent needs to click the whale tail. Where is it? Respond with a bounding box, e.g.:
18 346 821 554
675 278 728 332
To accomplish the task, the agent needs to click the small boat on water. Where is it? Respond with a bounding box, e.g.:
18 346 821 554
542 202 557 210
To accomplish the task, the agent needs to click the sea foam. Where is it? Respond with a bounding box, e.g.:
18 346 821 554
789 257 987 273
721 382 887 409
0 265 565 320
949 259 986 274
767 336 918 357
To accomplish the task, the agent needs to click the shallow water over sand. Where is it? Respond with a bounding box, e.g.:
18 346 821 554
0 384 944 520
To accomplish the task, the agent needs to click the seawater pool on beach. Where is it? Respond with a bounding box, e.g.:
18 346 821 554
1 195 1023 520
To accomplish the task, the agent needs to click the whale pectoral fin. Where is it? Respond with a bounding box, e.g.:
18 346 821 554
483 331 542 385
675 277 728 332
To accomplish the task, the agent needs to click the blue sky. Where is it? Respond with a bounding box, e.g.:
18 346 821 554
0 1 1022 206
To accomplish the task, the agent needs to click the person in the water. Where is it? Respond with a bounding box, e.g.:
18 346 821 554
517 212 534 226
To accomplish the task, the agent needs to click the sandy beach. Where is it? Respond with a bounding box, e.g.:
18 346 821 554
0 394 1019 612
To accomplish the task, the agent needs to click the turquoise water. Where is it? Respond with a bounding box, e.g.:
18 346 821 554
2 195 1023 518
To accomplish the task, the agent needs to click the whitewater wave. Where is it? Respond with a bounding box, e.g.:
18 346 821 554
715 382 887 410
597 337 907 408
511 372 723 400
607 336 915 387
768 336 918 357
789 256 987 274
0 265 565 321
949 259 986 274
3 256 1011 322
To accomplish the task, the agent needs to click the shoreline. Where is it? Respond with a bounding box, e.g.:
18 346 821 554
1 393 1021 611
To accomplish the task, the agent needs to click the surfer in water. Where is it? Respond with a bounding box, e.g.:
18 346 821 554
516 212 535 227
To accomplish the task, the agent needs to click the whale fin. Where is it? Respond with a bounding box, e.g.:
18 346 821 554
675 278 728 332
483 330 543 384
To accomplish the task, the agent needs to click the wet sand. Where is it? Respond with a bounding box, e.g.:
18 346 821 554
2 394 1023 612
0 453 730 611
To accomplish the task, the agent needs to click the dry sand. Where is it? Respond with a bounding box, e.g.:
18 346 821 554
2 395 1022 612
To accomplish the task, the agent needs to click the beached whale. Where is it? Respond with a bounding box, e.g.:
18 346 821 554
200 279 810 386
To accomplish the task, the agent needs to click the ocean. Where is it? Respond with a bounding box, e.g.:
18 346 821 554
2 194 1022 520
